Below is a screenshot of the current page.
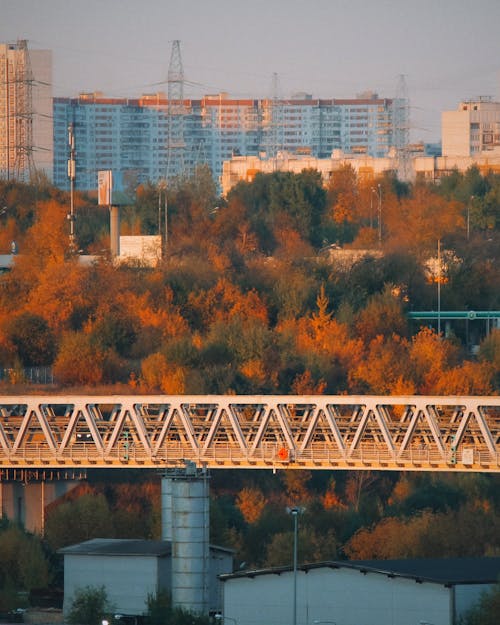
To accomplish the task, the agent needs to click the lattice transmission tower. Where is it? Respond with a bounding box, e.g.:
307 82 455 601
394 74 410 180
270 72 285 165
166 40 186 180
0 40 35 182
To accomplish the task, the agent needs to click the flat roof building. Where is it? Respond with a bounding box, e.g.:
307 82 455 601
60 538 233 618
53 91 405 192
442 97 500 157
220 557 500 625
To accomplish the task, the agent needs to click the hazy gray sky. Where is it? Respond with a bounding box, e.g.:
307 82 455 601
2 0 500 142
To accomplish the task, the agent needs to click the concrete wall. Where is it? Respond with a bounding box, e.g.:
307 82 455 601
442 110 470 156
0 480 78 533
63 554 160 617
209 550 233 614
223 567 452 625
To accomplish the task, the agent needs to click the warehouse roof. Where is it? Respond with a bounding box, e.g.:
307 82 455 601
59 539 171 557
220 557 500 586
59 538 234 557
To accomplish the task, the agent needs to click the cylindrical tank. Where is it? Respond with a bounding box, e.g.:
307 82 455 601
171 474 209 614
161 476 173 542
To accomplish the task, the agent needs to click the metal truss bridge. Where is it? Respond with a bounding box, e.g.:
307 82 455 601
0 395 499 472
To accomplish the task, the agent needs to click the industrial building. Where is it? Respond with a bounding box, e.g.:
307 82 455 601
52 91 406 191
0 41 52 181
220 557 500 625
60 539 233 618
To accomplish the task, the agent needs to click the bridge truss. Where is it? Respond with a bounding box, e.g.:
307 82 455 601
0 395 499 472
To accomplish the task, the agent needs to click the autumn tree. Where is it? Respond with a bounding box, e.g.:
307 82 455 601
265 526 337 567
53 331 107 386
349 334 414 394
344 512 435 560
4 312 57 366
236 487 267 524
354 283 409 343
326 164 359 243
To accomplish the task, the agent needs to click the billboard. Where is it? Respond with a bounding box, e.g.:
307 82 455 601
97 170 133 206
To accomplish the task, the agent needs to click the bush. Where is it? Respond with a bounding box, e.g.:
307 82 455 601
67 585 114 625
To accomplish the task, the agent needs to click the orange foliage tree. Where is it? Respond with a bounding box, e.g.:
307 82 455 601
236 487 267 524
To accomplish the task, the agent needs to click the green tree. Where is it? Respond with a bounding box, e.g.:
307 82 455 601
0 524 50 611
459 582 500 625
67 585 114 625
44 493 115 550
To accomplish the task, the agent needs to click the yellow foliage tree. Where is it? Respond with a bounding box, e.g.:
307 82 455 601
236 487 267 524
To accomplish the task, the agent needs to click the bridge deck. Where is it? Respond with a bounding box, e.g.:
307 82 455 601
0 395 498 471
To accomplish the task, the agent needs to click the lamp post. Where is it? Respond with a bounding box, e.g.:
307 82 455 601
467 195 474 241
157 179 168 257
215 614 237 625
67 123 76 252
313 620 336 625
437 239 441 337
371 184 382 246
287 506 300 625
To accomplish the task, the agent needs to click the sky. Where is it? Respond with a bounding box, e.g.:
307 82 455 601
2 0 500 143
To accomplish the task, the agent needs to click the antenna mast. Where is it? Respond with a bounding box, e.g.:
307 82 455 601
394 74 410 180
166 40 185 180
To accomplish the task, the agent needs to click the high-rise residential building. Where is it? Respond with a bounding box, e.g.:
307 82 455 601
53 90 405 191
0 41 52 181
442 97 500 157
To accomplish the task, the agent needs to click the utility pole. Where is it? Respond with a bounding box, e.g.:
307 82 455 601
67 123 76 251
372 184 382 246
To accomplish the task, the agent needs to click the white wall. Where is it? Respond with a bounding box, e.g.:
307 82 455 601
442 110 470 156
64 554 160 616
223 567 452 625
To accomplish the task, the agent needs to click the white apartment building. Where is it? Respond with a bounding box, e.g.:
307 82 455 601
0 41 52 181
442 97 500 156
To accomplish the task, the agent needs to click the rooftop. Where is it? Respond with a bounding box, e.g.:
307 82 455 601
220 557 500 586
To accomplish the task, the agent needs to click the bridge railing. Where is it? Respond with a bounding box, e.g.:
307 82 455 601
2 441 498 471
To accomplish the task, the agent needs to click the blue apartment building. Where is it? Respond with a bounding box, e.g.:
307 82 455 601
53 91 405 191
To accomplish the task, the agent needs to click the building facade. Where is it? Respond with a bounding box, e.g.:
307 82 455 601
0 41 52 181
221 558 500 625
60 538 233 617
53 91 405 191
221 148 500 195
442 97 500 156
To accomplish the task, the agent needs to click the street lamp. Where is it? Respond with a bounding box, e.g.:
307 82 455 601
215 614 237 625
313 621 336 625
467 195 474 241
371 184 382 246
67 123 76 252
287 506 301 625
158 179 168 256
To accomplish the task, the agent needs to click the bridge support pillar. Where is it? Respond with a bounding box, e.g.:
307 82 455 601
0 478 80 534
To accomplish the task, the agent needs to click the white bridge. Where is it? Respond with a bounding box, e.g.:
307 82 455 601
0 394 499 472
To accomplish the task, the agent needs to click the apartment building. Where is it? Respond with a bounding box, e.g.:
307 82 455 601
442 97 500 156
53 91 405 191
0 41 52 181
